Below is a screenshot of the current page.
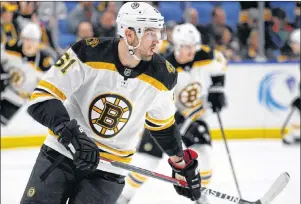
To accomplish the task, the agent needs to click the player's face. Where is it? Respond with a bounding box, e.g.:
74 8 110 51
136 28 161 61
179 44 197 62
22 38 39 56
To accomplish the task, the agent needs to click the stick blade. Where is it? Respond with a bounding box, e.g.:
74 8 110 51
259 172 290 204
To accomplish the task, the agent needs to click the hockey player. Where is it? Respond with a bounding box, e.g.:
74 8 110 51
117 23 227 204
283 29 300 144
1 22 55 125
21 3 201 204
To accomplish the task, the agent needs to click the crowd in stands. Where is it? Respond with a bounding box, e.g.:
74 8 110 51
1 1 300 62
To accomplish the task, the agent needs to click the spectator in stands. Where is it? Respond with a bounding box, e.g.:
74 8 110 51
240 29 260 60
237 8 259 48
270 8 294 49
1 2 20 45
37 2 67 56
183 7 212 46
67 2 100 34
95 10 116 37
278 29 300 61
206 6 232 47
76 21 94 42
215 27 241 61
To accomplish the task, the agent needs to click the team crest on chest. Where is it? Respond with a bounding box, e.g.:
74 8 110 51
179 82 202 108
85 38 100 47
89 93 132 138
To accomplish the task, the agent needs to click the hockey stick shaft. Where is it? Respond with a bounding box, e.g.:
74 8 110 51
99 155 289 204
216 110 242 198
65 148 289 204
280 108 294 138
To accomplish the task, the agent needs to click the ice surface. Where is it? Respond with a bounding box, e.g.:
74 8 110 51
1 140 299 204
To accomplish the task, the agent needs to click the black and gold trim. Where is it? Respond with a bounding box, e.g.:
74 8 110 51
144 114 175 131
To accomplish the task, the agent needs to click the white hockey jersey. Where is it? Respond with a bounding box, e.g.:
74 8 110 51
29 38 177 175
165 45 227 121
1 41 54 124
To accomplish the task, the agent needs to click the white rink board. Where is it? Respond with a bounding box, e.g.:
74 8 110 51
1 63 300 137
1 140 299 204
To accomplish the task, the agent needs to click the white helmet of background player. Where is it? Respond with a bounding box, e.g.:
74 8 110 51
20 23 42 56
21 22 42 42
289 29 300 54
116 2 166 60
172 23 201 60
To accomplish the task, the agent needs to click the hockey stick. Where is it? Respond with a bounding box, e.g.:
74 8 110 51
99 154 290 204
66 147 289 203
216 110 242 198
280 108 294 138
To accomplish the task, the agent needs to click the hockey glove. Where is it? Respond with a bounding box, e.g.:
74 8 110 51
207 86 226 113
168 149 201 201
57 119 100 171
292 97 301 112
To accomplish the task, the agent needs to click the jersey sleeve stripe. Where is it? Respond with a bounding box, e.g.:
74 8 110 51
137 73 168 91
192 60 212 68
85 62 117 72
37 80 67 100
144 117 175 131
145 113 174 125
5 50 22 57
30 92 55 101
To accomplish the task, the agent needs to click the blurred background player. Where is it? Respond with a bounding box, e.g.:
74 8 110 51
117 23 227 204
282 29 300 144
0 22 55 125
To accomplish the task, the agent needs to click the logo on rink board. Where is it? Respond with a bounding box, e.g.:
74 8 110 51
89 93 132 138
258 71 297 112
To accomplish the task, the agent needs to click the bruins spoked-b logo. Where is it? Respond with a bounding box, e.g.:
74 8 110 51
179 82 202 108
89 93 132 138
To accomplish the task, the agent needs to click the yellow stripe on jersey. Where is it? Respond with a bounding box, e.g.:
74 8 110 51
85 62 117 72
6 50 22 57
137 73 168 91
30 92 55 101
99 152 132 163
192 60 213 68
94 140 136 157
176 67 184 72
159 40 169 54
145 113 174 125
48 129 133 163
38 80 67 100
144 117 175 131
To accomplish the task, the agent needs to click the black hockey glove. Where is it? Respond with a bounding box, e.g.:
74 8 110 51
207 86 226 112
168 149 201 201
57 119 100 171
292 97 301 112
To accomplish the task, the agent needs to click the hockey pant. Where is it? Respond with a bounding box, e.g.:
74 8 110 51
21 144 125 204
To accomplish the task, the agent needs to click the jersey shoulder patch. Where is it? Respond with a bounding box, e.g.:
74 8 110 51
144 53 177 91
71 37 114 63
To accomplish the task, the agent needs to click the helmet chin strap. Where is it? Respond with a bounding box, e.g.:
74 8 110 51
124 37 142 61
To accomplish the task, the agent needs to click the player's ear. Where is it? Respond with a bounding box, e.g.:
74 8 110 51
124 28 137 45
